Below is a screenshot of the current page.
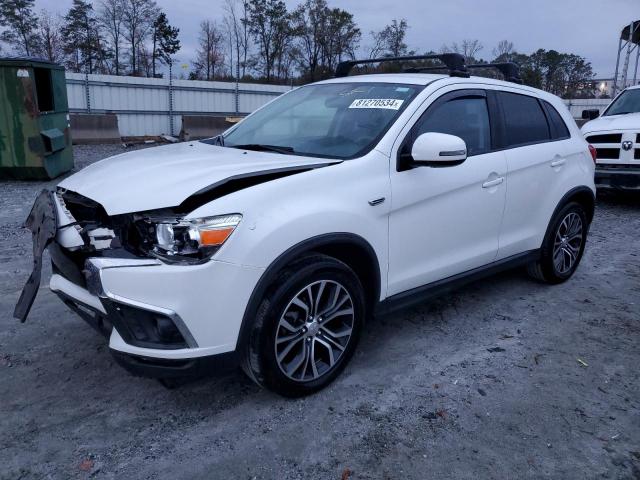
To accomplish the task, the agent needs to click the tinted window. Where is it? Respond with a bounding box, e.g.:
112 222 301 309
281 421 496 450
500 92 550 147
415 96 491 156
544 101 570 139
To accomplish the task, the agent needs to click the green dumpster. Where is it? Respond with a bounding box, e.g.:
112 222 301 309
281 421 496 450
0 57 73 180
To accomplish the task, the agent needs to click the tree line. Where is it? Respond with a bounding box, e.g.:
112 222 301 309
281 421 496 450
0 0 597 98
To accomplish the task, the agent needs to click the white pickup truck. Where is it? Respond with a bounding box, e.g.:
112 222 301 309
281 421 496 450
581 85 640 191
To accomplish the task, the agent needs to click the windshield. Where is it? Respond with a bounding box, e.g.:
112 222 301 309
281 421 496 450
222 82 422 159
604 88 640 116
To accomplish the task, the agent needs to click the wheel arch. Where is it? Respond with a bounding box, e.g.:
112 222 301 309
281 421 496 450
541 186 595 247
556 186 595 224
236 233 382 352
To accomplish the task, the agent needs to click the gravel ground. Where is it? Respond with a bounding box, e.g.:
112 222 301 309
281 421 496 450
1 145 639 480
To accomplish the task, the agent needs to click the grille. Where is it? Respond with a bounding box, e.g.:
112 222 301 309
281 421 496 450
635 149 640 160
586 133 623 144
595 148 620 160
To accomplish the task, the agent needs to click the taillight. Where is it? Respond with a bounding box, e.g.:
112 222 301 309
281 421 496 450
588 144 597 164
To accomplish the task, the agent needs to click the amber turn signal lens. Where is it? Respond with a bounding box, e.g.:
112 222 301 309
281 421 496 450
199 227 235 246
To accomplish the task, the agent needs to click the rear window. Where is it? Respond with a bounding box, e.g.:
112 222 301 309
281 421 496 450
543 101 570 140
500 92 550 147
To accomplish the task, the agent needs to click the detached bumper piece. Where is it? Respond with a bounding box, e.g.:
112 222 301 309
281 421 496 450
14 190 58 321
595 165 640 191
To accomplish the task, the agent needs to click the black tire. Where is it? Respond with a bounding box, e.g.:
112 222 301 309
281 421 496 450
527 201 588 284
241 254 365 397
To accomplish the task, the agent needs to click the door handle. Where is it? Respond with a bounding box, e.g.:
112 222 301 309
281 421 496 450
550 158 566 168
482 177 504 188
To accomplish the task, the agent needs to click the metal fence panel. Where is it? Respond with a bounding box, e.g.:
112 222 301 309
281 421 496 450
563 99 611 118
65 72 291 137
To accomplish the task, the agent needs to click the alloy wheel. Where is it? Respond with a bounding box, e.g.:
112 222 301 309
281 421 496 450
553 212 583 274
274 280 355 382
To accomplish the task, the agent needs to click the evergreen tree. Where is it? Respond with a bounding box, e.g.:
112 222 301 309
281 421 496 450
0 0 39 56
61 0 105 73
151 11 180 77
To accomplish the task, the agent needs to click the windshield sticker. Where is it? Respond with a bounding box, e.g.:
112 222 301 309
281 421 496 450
340 87 371 96
348 98 404 110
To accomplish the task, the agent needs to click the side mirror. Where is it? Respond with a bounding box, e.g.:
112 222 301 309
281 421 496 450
582 109 599 120
407 132 467 168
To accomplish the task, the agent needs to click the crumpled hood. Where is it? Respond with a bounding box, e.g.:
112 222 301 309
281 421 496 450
59 142 336 215
581 112 640 134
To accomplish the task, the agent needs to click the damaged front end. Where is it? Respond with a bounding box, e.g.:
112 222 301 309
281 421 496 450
57 189 241 265
13 188 235 351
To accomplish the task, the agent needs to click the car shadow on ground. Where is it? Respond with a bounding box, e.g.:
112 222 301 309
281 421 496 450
596 190 640 207
158 266 535 400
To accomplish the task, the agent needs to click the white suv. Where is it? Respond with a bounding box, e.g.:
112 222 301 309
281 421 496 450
15 54 596 396
581 85 640 191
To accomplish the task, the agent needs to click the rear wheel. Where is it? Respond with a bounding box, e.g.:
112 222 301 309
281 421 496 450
241 254 365 397
527 202 588 284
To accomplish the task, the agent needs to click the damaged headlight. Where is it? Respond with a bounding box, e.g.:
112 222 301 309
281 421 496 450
150 214 242 263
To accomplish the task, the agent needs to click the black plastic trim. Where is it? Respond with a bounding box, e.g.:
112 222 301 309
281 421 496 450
336 53 469 78
376 250 540 316
111 349 239 379
547 186 596 228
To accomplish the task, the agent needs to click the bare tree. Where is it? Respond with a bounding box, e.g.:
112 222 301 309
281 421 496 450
99 0 125 75
245 0 295 82
193 20 225 80
35 9 66 63
291 0 326 80
450 39 483 62
492 40 515 61
121 0 157 75
369 19 410 58
224 0 248 80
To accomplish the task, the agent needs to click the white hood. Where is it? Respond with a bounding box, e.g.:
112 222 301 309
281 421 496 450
581 112 640 134
59 142 336 215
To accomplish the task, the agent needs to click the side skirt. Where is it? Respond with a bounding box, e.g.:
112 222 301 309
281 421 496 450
375 250 540 316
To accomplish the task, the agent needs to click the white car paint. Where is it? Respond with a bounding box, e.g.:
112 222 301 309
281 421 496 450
581 85 640 168
48 72 595 363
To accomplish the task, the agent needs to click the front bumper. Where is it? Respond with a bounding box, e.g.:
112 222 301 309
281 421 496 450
595 165 640 191
49 252 264 378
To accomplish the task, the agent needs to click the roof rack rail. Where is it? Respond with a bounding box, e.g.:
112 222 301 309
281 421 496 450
403 61 523 84
466 62 523 84
335 53 469 78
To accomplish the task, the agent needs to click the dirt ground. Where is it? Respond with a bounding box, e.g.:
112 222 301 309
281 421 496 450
1 145 639 480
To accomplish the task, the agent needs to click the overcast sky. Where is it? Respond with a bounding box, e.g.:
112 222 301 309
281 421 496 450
34 0 640 78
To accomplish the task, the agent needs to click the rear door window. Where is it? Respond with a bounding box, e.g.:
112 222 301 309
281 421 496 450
499 92 550 147
543 101 570 140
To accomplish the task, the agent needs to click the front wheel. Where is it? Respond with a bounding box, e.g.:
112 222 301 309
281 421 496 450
241 254 365 397
527 202 588 284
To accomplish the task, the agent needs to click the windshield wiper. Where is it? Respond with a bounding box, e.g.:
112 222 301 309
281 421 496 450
230 143 295 154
